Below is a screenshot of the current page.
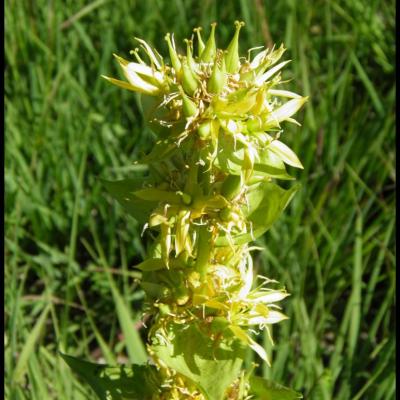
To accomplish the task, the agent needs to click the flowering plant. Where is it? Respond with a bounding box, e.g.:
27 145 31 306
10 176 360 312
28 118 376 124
62 21 306 400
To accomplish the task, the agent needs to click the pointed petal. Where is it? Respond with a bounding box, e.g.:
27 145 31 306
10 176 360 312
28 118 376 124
268 140 303 169
267 97 308 124
121 65 160 94
286 117 302 126
255 60 291 85
250 48 268 69
102 75 140 93
264 310 288 324
268 89 302 98
135 37 163 69
252 291 290 303
126 62 163 82
250 339 270 365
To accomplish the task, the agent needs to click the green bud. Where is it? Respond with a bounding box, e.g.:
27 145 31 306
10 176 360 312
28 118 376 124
246 115 266 131
214 87 258 115
207 51 227 94
200 22 217 62
184 39 197 73
225 21 245 74
193 27 205 58
177 190 192 205
195 225 212 280
160 223 171 267
221 174 242 200
179 87 198 117
165 33 182 76
182 193 192 205
182 57 199 96
198 121 212 139
175 285 190 306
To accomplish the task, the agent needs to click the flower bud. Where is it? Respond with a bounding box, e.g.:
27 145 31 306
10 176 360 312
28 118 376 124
200 22 217 62
175 285 190 306
195 226 211 280
246 115 267 132
179 87 198 117
181 57 199 96
184 39 198 73
225 21 245 74
207 51 227 94
181 192 192 205
193 27 205 58
198 121 212 140
161 223 171 267
165 33 182 76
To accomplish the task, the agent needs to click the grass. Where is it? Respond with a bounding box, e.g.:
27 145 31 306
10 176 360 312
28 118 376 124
5 0 395 399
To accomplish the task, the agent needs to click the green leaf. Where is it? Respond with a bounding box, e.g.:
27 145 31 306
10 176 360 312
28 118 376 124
151 322 245 400
216 182 299 246
138 139 178 164
249 376 303 399
134 258 166 271
60 353 160 400
102 178 156 224
215 136 294 180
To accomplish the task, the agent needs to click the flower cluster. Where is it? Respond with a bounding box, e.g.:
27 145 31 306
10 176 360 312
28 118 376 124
103 21 306 399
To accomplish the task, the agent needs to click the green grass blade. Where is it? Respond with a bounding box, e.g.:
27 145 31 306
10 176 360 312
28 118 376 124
12 304 51 384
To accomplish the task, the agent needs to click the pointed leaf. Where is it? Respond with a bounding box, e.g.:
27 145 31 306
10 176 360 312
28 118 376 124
249 376 303 400
102 178 156 224
216 182 299 246
60 353 160 400
151 322 245 400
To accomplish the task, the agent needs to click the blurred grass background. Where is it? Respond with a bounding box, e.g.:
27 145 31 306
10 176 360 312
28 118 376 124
4 0 395 399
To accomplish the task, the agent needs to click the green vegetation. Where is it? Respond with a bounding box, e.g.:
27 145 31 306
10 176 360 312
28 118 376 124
5 0 395 399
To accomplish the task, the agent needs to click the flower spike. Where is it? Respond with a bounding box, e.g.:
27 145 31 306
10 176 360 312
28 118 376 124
103 25 307 397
